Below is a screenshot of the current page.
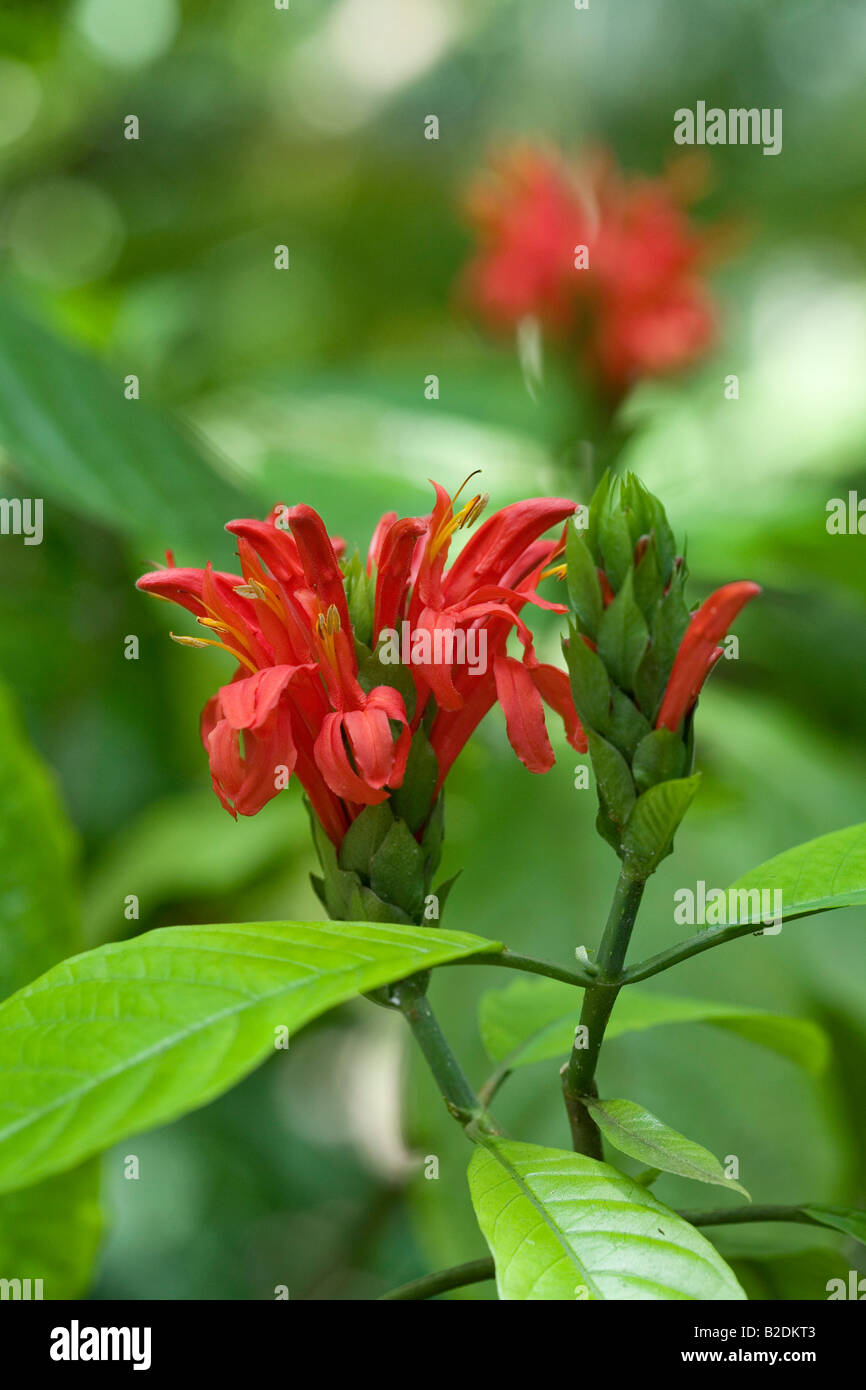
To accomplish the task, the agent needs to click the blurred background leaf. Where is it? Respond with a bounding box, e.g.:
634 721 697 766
0 680 102 1297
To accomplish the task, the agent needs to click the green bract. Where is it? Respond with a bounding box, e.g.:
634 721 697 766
566 473 693 873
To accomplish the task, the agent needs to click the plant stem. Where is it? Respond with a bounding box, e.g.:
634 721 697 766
445 948 598 989
679 1205 820 1231
379 1257 495 1301
561 866 646 1157
393 977 494 1132
622 911 814 985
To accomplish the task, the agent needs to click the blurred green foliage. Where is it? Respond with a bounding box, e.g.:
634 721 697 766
0 0 864 1298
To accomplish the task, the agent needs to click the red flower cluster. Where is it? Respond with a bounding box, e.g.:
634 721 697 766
462 144 717 396
138 482 586 845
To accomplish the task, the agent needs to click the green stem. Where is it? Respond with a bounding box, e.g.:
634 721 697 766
379 1257 495 1301
445 948 597 989
679 1204 820 1231
393 977 494 1132
561 866 646 1157
621 912 814 985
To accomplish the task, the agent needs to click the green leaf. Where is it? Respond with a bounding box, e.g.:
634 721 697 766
727 821 866 923
0 1162 102 1299
565 521 603 638
622 774 701 873
585 1098 750 1198
468 1139 745 1300
586 729 635 828
478 976 828 1076
0 919 501 1195
0 293 251 554
596 569 649 692
801 1204 866 1248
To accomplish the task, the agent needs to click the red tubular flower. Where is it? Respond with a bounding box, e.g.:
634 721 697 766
137 480 586 844
656 581 762 733
462 143 719 398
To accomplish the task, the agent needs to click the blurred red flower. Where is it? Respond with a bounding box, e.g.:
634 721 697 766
138 482 585 844
462 144 718 397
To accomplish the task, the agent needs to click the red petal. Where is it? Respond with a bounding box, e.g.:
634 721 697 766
494 654 555 774
288 504 352 633
314 713 387 805
217 664 309 732
657 581 761 731
529 661 587 752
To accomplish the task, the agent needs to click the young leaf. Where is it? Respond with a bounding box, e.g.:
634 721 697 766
585 1098 750 1198
478 976 828 1076
622 773 701 873
468 1140 745 1300
0 919 501 1195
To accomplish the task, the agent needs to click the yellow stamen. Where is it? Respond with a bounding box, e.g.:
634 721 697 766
195 614 257 654
170 631 257 674
315 604 341 669
428 486 490 561
235 576 285 623
541 562 567 582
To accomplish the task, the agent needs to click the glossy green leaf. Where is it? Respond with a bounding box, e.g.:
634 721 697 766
479 976 828 1076
0 919 501 1195
727 821 866 922
468 1139 746 1300
585 1098 750 1198
0 293 251 554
